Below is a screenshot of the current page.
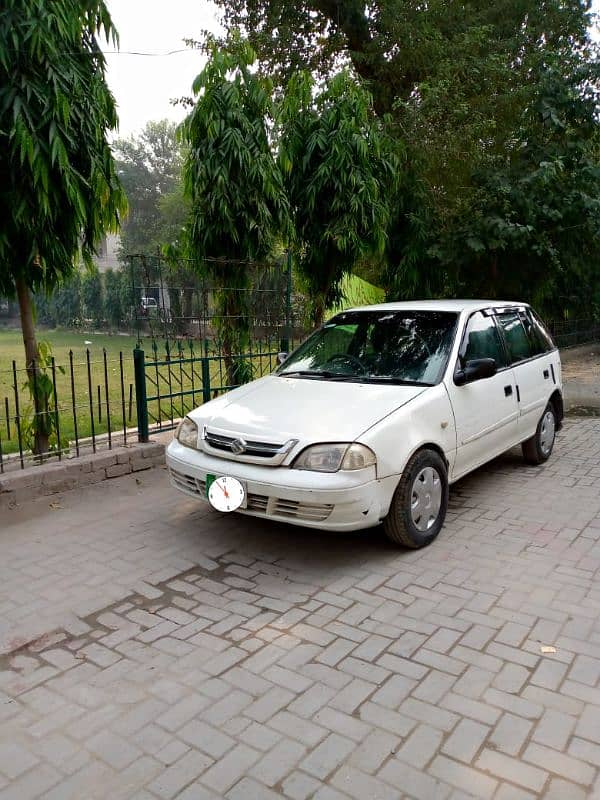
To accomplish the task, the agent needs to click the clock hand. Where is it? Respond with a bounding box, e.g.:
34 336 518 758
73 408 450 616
218 481 230 499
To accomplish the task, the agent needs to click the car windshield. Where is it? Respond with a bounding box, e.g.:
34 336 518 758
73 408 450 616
279 310 459 385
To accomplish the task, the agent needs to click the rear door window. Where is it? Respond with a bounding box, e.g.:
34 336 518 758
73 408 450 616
496 312 533 364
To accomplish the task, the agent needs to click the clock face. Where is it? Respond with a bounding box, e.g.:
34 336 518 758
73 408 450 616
207 476 245 512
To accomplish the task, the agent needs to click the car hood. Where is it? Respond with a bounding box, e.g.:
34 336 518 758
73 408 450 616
188 374 427 443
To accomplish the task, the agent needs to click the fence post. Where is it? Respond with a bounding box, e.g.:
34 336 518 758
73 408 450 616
201 356 211 405
133 347 149 443
129 255 141 344
281 248 292 353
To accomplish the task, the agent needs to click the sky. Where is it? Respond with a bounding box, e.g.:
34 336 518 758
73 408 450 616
104 0 600 140
104 0 222 138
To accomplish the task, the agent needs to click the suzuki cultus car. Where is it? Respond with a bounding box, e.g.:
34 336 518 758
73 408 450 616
167 301 562 548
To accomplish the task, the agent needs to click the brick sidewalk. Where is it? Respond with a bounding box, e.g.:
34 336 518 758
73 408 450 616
0 418 599 799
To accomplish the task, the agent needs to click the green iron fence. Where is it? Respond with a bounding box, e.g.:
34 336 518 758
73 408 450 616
126 252 305 351
133 336 304 441
547 318 600 349
0 348 136 473
127 253 309 439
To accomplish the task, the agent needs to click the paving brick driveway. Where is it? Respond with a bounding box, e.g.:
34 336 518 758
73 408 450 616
1 417 600 800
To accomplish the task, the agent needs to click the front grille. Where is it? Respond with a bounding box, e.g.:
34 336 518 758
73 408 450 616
205 430 285 458
170 468 203 496
170 468 333 523
273 499 334 522
247 493 269 512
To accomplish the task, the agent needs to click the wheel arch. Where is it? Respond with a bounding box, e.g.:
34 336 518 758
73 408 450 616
383 441 450 548
405 442 450 473
549 389 564 430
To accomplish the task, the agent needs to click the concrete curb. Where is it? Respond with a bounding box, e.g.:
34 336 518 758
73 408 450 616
0 441 165 509
564 381 600 410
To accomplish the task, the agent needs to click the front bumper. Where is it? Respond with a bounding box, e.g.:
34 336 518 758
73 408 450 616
166 439 399 532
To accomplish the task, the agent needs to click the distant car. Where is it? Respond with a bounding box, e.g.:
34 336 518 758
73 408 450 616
167 300 562 548
140 297 158 316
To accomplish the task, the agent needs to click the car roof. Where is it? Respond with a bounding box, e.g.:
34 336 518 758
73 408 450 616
340 299 528 314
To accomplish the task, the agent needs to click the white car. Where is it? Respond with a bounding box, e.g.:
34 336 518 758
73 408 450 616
166 300 563 548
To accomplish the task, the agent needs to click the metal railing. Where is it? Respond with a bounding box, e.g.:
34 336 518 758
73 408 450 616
0 349 136 474
548 318 600 349
134 336 300 440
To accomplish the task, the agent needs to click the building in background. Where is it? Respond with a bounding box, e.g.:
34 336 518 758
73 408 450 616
94 233 121 272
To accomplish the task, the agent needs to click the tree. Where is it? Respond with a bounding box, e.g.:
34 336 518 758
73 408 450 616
280 70 400 325
82 270 105 328
113 120 188 258
35 272 83 328
384 56 600 314
0 1 125 452
212 0 600 318
212 0 594 113
181 39 290 384
104 268 125 329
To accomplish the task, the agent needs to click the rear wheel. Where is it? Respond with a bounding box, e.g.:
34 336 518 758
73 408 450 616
383 449 449 548
522 403 556 465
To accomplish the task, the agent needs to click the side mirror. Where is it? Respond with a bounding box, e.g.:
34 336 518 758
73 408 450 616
455 358 497 386
277 352 288 365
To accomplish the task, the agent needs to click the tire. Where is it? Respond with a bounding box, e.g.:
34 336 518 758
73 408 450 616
383 449 449 548
522 402 556 465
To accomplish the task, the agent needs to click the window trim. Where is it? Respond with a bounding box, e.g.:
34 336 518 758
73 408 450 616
494 309 557 367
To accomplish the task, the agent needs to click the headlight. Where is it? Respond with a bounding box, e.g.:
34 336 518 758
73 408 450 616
292 443 376 472
176 417 199 449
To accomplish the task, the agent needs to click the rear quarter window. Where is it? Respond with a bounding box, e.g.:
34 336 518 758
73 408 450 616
524 310 555 354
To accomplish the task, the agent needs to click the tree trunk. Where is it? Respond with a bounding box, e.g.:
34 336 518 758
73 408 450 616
312 294 326 328
311 0 422 115
16 277 49 456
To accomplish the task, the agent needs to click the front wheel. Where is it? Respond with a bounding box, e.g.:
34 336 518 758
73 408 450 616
522 403 556 465
383 449 449 548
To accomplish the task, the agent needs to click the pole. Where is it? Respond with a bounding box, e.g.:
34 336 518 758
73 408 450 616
133 347 149 443
282 248 292 353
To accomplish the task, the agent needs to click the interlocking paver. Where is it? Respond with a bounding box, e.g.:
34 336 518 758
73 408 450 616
197 743 259 794
476 749 548 792
300 733 355 780
489 712 533 756
281 770 322 800
250 738 306 786
441 717 490 763
397 723 444 768
1 418 600 798
0 742 39 780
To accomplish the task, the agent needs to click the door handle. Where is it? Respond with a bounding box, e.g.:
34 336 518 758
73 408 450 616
504 385 513 397
543 369 550 379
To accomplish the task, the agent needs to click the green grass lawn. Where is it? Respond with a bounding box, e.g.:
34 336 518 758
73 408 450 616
330 274 385 312
0 329 142 459
0 276 383 460
0 327 282 459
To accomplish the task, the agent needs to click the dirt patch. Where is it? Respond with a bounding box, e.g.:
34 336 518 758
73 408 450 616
561 346 600 384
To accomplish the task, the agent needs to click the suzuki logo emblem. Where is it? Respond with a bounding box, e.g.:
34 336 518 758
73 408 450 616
230 438 247 455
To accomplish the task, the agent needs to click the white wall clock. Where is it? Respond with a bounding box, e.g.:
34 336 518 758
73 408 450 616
207 476 245 512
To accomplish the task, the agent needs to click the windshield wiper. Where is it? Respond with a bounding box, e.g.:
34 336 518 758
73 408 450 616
279 371 431 386
361 376 433 386
279 369 336 379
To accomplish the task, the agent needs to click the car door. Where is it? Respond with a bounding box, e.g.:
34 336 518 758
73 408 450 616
495 309 558 440
450 310 520 479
